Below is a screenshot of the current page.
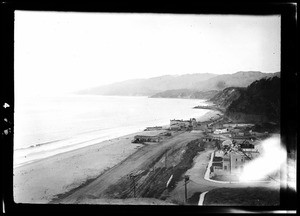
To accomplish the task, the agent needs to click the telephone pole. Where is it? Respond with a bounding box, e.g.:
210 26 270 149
184 175 189 204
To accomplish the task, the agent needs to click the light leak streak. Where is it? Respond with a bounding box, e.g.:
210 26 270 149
239 135 287 183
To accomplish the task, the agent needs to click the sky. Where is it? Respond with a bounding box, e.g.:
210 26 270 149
14 11 281 96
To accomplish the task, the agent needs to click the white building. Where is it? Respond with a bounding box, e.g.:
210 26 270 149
214 127 231 134
222 151 246 174
222 140 232 148
215 150 225 157
170 118 197 130
223 123 255 128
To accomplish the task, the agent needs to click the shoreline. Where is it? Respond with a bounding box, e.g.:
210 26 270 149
14 109 218 169
13 131 145 203
13 130 146 169
13 109 222 204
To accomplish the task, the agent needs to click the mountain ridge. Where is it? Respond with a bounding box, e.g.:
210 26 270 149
193 71 280 91
76 71 279 97
76 73 217 96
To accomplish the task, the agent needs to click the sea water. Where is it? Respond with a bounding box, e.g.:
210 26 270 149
14 95 210 167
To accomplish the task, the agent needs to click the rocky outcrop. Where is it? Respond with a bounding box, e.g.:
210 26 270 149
209 87 245 109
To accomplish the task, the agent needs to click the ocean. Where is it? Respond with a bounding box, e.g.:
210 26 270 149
14 95 210 167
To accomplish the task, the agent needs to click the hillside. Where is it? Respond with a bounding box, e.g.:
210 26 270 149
76 71 279 97
193 71 280 91
150 89 219 99
226 76 280 123
77 73 217 96
210 76 280 123
209 87 246 109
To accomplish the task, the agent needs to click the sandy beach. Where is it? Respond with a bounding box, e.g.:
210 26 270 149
13 132 144 203
13 110 221 204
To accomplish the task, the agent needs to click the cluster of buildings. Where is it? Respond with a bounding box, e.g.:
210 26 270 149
169 118 197 130
210 140 259 177
132 118 200 143
132 117 201 143
209 123 256 140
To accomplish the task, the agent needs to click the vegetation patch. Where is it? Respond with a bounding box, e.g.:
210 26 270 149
103 139 206 200
204 187 280 206
167 139 205 190
211 174 240 182
187 192 202 205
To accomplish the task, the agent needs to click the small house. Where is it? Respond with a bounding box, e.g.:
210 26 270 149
222 140 232 148
132 135 161 143
211 161 223 175
145 126 163 131
214 128 229 134
203 136 212 142
222 151 246 174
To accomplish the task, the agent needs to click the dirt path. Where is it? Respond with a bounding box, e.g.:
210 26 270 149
52 132 201 204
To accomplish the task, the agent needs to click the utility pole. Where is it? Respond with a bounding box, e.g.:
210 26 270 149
229 153 232 184
130 173 136 198
184 175 189 204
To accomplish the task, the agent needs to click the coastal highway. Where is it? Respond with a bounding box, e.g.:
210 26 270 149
52 131 202 204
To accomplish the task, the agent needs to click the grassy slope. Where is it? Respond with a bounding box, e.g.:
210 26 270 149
204 187 280 206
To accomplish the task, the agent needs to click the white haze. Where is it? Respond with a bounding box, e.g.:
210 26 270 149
14 12 281 97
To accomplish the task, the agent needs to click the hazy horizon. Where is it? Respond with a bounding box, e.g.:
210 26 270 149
15 12 281 96
75 70 280 93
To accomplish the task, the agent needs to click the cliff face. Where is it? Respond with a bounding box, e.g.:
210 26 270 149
210 76 280 123
227 76 280 122
209 87 246 109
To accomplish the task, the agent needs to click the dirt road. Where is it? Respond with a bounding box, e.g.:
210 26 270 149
52 131 201 204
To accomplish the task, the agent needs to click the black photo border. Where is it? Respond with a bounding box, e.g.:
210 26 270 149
1 1 297 214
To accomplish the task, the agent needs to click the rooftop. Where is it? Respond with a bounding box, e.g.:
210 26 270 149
137 130 167 137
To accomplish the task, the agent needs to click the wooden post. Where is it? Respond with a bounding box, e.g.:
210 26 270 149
184 175 189 204
229 153 231 174
229 153 232 184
